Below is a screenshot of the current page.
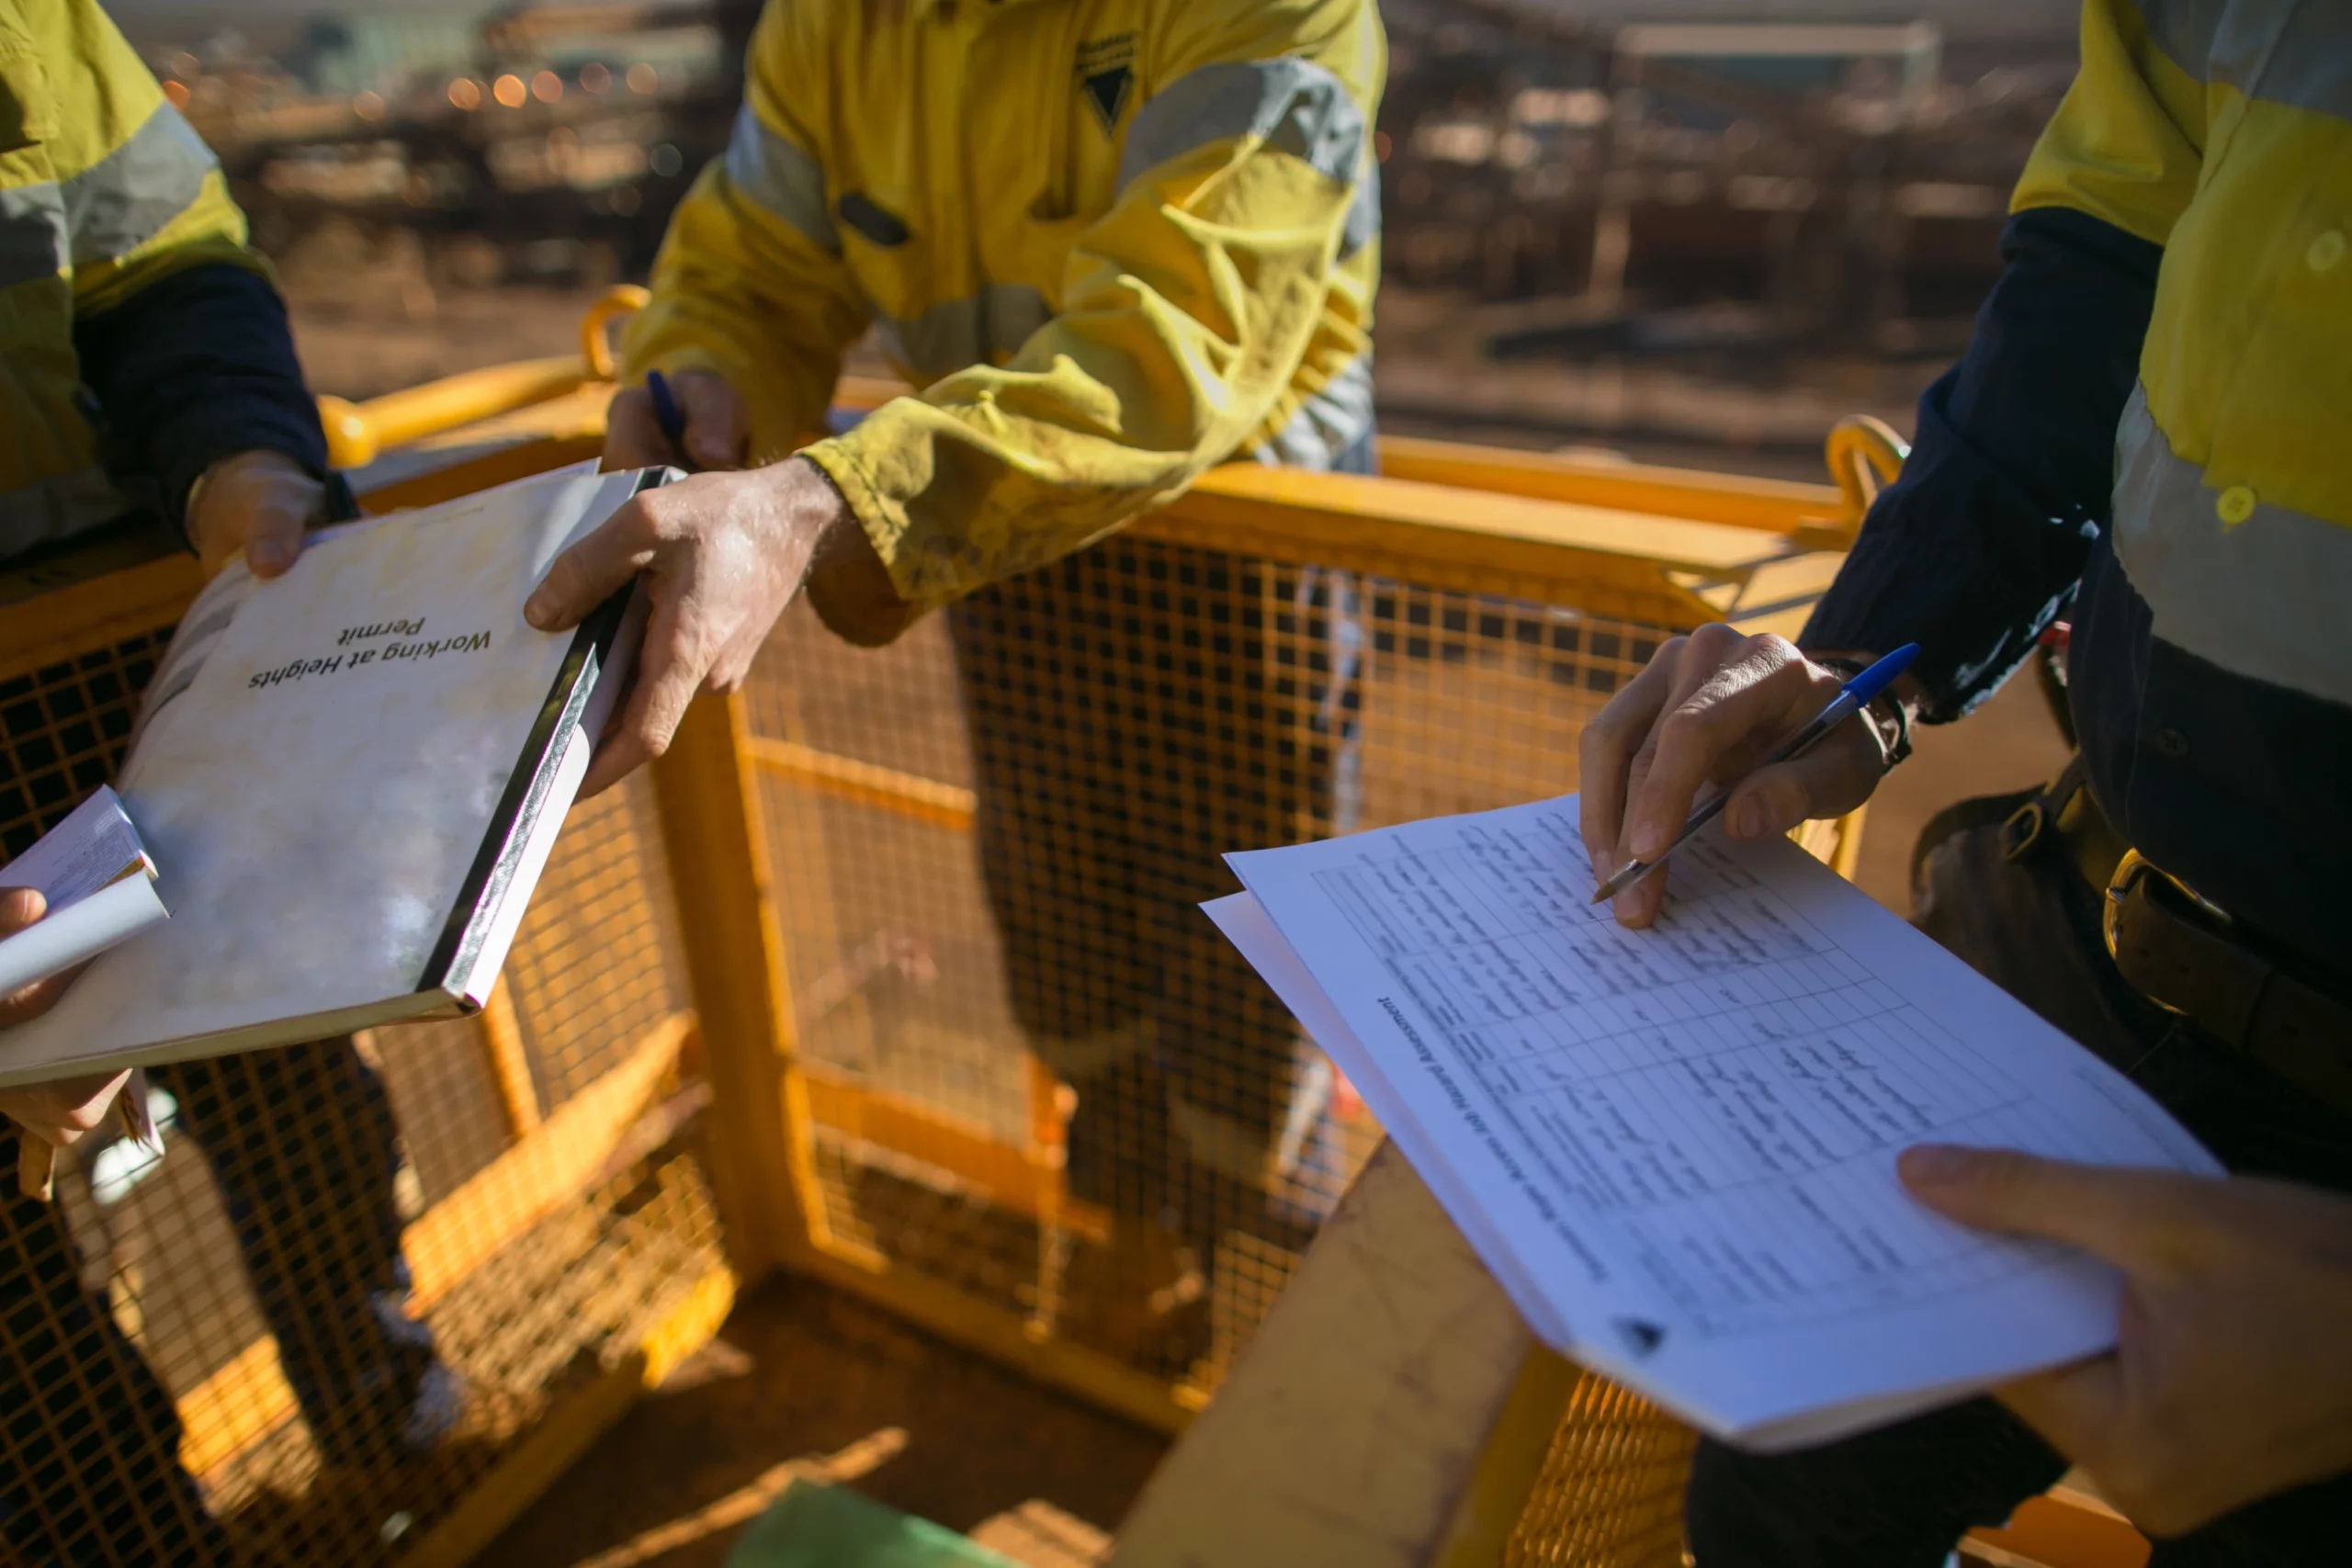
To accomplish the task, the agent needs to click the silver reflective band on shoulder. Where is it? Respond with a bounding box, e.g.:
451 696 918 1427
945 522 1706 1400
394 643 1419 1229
0 183 68 288
1118 57 1366 194
65 104 219 265
877 282 1053 383
2137 0 2225 84
723 99 839 254
2136 0 2352 123
2110 386 2352 707
1251 355 1375 472
0 466 133 561
1340 154 1381 263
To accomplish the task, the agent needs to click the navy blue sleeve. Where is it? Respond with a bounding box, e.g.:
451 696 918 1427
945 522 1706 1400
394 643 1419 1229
1800 208 2163 722
71 263 328 535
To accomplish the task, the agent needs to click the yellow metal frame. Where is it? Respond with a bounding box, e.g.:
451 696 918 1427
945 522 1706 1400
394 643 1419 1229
0 596 719 1565
274 295 1889 1446
1 290 1971 1561
316 285 650 471
1826 413 1910 527
235 295 2160 1564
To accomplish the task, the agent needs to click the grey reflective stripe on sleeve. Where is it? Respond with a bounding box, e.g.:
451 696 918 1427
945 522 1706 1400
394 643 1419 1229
0 466 132 559
63 103 219 265
722 99 839 254
1117 57 1366 193
2226 3 2352 123
0 183 68 288
1249 355 1375 473
2111 386 2352 706
2137 0 2223 84
876 282 1053 382
2139 0 2352 123
1340 152 1380 261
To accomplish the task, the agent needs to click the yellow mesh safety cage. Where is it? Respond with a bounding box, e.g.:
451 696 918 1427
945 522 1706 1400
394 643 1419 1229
0 294 1892 1563
2 538 728 1566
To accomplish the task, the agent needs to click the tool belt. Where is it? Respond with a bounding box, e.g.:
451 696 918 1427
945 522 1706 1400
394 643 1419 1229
2001 757 2352 1120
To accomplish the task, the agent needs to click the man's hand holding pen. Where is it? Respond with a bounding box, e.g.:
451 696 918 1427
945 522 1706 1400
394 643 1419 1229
1577 626 1902 928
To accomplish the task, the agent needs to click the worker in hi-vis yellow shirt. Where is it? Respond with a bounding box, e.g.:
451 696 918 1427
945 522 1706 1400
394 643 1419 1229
528 0 1386 1369
2 5 457 1561
1576 1 2352 1558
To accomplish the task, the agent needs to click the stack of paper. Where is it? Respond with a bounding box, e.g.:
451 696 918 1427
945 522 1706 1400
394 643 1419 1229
1208 796 2217 1450
0 786 165 996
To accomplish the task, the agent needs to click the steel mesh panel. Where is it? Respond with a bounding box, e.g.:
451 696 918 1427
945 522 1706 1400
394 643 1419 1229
501 778 695 1111
1505 1371 1698 1568
745 527 1683 1398
1 595 720 1566
760 778 1031 1143
0 633 164 857
371 1017 514 1209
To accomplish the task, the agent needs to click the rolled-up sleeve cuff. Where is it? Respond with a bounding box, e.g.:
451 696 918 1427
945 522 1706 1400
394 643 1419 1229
160 397 327 528
802 408 966 615
1801 381 2092 723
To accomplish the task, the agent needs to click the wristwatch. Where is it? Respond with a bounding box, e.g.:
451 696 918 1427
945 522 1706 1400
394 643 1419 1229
1811 655 1915 771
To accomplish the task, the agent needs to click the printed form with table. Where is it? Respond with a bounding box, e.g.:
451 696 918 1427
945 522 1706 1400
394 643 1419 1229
1209 796 2217 1450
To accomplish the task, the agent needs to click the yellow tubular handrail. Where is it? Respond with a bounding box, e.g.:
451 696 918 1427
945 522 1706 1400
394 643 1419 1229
323 291 1911 563
581 283 650 380
1826 413 1910 529
316 284 652 469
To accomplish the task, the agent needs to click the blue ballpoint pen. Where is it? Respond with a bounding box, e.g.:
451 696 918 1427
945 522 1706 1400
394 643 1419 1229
1589 642 1920 905
644 368 695 471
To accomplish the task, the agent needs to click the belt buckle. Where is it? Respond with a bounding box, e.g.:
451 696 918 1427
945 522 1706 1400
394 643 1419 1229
2000 800 2044 862
2104 850 2232 1013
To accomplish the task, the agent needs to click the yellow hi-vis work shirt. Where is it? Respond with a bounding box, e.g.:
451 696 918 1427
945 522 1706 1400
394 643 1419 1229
0 0 262 556
2013 0 2352 712
624 0 1385 616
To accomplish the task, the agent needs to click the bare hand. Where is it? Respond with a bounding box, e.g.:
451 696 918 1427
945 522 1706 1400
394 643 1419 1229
0 888 130 1197
0 887 85 1031
0 1071 130 1155
1901 1145 2352 1536
604 368 749 471
1577 625 1887 928
525 456 856 796
186 449 325 579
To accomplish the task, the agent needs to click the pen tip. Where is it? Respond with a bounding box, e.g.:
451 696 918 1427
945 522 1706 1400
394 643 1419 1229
1589 886 1611 906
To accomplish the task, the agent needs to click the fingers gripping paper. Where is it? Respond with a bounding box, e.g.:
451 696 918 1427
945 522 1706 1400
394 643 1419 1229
1208 796 2218 1450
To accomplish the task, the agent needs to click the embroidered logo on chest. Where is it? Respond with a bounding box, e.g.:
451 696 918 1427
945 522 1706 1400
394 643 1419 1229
1075 32 1136 137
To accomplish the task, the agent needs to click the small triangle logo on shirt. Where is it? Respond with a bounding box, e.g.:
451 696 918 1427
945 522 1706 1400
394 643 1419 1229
1081 66 1134 136
1614 1317 1667 1359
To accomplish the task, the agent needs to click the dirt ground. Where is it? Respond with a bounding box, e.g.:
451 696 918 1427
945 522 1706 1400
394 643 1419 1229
484 1279 1168 1567
281 276 2073 1565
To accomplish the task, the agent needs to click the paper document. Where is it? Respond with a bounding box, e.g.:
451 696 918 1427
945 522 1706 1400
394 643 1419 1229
0 787 167 996
1211 795 2219 1450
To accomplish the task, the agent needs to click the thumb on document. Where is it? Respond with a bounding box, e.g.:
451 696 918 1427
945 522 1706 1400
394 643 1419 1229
1897 1144 2199 1277
1 889 78 1028
0 886 40 936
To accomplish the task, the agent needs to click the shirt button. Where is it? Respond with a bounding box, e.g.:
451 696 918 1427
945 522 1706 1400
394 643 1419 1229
2217 484 2257 525
2312 229 2347 272
2153 727 2191 759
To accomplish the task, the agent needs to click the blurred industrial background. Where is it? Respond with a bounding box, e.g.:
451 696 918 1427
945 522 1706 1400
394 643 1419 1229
115 0 2081 468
